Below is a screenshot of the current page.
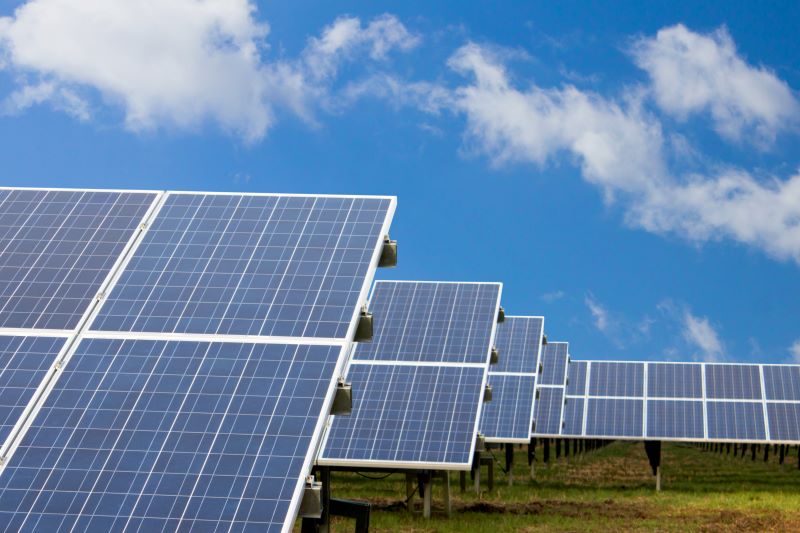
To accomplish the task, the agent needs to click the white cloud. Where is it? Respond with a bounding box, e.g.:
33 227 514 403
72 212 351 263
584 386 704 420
585 295 610 333
790 339 800 364
631 24 800 145
682 311 723 361
407 41 800 263
0 1 417 140
541 290 565 302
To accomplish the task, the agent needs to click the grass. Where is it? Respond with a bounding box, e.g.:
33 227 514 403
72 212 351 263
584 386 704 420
297 441 800 532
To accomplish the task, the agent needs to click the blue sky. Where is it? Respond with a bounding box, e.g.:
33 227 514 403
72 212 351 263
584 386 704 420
1 0 799 363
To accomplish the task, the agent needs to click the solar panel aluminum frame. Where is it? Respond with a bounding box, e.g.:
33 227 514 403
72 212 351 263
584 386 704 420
316 281 502 470
484 315 544 444
0 187 163 337
83 192 397 344
530 342 569 438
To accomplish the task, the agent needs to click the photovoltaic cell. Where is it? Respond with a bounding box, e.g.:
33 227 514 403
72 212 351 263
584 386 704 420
706 401 766 440
91 194 392 339
705 364 762 400
647 363 702 399
0 336 66 446
320 364 485 466
585 398 643 438
762 366 800 401
566 361 587 396
533 387 564 435
562 397 584 436
352 282 501 364
766 403 800 441
0 338 340 532
491 316 542 373
646 400 704 439
589 362 644 397
480 375 536 441
0 189 156 330
538 343 568 386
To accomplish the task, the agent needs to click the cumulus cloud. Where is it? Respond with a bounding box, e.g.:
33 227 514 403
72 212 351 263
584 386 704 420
631 24 800 145
790 339 800 364
403 40 800 263
585 294 610 332
682 310 724 361
0 1 417 140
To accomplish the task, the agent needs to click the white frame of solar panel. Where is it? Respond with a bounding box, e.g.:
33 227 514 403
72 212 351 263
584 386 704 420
0 190 396 533
317 280 502 471
530 341 569 438
561 360 800 445
483 315 544 444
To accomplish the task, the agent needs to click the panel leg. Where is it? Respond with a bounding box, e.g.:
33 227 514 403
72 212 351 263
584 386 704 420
423 478 432 519
442 471 451 518
406 473 415 512
459 471 466 493
505 443 514 486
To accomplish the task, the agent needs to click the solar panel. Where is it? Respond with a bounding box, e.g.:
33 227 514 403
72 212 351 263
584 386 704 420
561 397 584 436
585 398 643 438
0 335 67 449
763 366 800 401
566 361 586 396
538 342 568 386
352 281 501 364
480 316 543 443
0 338 342 532
319 363 485 467
647 363 702 399
646 400 704 439
0 189 157 330
705 364 762 400
491 316 543 373
706 401 766 440
90 194 394 339
480 375 536 442
533 387 564 435
766 403 800 441
589 362 644 397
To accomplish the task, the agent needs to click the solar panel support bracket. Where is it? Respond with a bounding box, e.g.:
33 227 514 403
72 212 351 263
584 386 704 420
497 306 505 323
299 476 323 519
483 384 493 403
354 306 373 342
331 379 352 416
475 433 486 453
377 235 397 268
490 347 499 365
542 334 548 345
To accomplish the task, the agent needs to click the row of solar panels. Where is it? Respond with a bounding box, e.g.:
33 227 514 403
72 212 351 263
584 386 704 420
533 358 800 443
0 188 397 532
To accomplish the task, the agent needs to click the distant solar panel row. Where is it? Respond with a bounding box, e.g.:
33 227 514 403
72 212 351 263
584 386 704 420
320 281 501 469
480 316 544 443
0 189 395 533
531 342 569 436
560 360 800 443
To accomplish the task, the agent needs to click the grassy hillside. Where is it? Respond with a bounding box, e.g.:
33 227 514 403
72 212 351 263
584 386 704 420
302 441 800 532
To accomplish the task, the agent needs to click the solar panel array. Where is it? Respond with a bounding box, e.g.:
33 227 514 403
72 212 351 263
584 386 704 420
480 317 543 443
319 281 501 469
556 360 800 444
532 342 569 437
0 189 395 533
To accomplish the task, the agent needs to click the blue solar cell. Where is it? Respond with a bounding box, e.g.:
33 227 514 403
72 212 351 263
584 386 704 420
0 189 156 330
353 281 501 364
538 343 568 386
706 401 766 440
562 397 584 436
566 361 587 396
647 363 702 399
533 387 564 435
705 364 762 400
589 362 644 397
766 403 800 441
480 375 536 441
0 338 340 532
321 364 485 466
491 316 542 373
646 400 704 439
762 366 800 401
0 336 66 446
91 194 393 339
585 398 643 438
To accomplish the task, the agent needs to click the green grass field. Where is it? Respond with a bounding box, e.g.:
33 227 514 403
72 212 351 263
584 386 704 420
301 441 800 532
